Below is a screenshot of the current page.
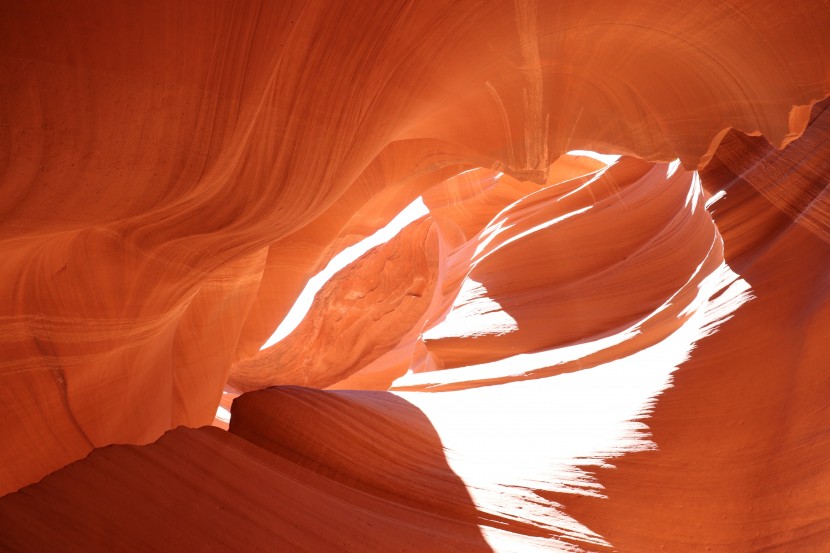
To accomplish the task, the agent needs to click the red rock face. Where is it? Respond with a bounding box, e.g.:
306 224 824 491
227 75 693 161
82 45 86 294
2 1 830 551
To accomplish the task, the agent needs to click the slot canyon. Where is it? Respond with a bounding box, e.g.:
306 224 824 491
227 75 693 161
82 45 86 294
1 1 830 551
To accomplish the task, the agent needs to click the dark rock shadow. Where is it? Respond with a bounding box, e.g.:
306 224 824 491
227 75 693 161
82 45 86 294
0 386 492 552
230 386 493 551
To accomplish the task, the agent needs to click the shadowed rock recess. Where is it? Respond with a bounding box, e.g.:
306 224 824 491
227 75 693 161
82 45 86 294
1 1 829 551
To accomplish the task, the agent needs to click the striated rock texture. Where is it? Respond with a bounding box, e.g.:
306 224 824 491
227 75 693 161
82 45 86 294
2 0 830 551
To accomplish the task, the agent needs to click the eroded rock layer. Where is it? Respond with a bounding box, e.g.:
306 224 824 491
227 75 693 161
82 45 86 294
0 424 491 552
2 0 830 551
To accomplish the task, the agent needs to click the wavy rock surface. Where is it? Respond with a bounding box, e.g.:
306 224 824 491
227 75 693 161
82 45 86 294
560 100 830 553
2 0 830 551
0 424 492 552
230 218 441 391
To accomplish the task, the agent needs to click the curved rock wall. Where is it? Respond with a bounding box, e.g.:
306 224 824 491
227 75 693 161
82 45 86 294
2 1 830 551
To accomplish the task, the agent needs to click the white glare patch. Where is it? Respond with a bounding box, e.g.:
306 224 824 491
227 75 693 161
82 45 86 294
566 150 622 166
215 405 231 424
260 197 430 350
706 190 727 209
666 158 681 178
422 279 519 340
394 260 753 549
684 171 702 213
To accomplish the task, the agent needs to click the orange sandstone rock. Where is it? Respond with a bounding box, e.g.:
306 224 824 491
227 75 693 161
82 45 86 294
1 1 830 551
